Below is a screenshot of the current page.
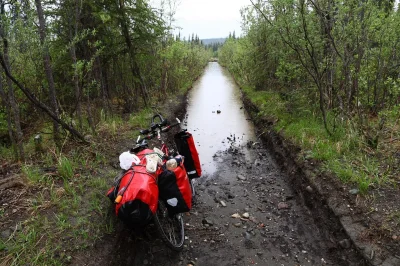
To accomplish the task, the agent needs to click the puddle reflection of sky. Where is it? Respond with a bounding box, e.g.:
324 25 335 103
183 62 256 176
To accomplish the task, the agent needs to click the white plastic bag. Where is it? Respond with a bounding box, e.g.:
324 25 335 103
119 151 140 170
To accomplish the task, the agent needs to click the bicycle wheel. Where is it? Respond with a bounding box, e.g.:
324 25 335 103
190 178 196 202
154 200 184 251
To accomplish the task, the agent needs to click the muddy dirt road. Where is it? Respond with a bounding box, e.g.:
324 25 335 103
92 63 365 266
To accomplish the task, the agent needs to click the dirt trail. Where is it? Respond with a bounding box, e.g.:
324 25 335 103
84 135 366 266
76 63 368 266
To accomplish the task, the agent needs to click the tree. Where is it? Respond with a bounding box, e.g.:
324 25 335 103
0 0 210 155
222 0 400 145
0 53 87 142
0 1 24 159
35 0 60 143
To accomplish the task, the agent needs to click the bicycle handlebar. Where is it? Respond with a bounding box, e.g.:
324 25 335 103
137 116 181 143
130 116 181 154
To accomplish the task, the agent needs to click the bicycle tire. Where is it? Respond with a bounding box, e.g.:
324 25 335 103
190 178 196 203
154 200 184 251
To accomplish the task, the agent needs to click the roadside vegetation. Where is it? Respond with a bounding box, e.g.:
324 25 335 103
0 1 210 265
219 0 400 194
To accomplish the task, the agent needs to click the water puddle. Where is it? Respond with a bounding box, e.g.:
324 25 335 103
184 62 256 176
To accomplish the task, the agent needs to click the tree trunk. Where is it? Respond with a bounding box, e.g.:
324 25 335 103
69 0 82 129
161 60 167 96
86 78 96 134
35 0 60 144
4 51 24 160
118 0 149 107
0 2 24 160
96 57 110 116
0 73 17 158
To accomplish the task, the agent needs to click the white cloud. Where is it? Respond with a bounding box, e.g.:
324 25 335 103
151 0 250 39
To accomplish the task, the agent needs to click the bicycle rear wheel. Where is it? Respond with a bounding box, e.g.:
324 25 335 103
190 178 195 197
154 200 184 251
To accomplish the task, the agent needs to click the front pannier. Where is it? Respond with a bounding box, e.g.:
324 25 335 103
174 131 202 179
158 164 192 215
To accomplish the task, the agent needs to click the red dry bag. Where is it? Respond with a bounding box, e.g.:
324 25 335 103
106 149 159 226
158 163 192 215
174 131 202 179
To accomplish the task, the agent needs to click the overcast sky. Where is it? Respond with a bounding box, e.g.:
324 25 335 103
151 0 400 39
151 0 251 39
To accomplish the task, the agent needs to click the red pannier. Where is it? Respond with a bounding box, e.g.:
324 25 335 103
158 163 192 215
106 149 159 226
174 131 202 179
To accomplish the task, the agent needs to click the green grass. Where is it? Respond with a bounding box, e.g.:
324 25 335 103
325 159 354 183
0 145 14 161
241 84 393 194
54 213 70 230
324 156 380 193
58 156 74 180
22 164 45 184
1 176 115 265
243 87 287 120
0 241 6 252
1 215 63 265
128 107 152 129
1 151 117 265
97 111 125 137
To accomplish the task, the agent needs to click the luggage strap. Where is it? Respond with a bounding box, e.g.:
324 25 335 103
117 165 158 199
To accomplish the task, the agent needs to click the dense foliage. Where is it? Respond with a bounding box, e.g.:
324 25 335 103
0 0 210 159
219 0 400 190
221 0 400 135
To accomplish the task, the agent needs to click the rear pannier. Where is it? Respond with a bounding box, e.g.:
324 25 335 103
158 163 192 215
106 149 159 226
174 131 202 179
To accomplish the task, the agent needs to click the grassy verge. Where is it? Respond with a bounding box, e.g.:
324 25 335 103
0 66 203 265
0 141 116 265
241 85 398 194
0 108 165 265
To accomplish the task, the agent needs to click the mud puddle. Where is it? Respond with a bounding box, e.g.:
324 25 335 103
183 62 255 176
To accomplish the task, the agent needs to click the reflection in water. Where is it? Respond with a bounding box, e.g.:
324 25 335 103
184 62 256 176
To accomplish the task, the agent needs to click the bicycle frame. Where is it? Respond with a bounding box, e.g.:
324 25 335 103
161 143 169 157
155 128 171 158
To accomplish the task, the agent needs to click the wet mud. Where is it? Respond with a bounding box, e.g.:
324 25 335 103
88 139 365 266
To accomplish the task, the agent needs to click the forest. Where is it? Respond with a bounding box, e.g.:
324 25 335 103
0 0 210 160
0 1 209 264
219 0 400 192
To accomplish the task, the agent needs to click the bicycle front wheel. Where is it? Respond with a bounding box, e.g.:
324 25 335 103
154 200 184 251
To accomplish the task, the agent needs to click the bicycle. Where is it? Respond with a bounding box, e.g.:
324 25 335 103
130 113 193 251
